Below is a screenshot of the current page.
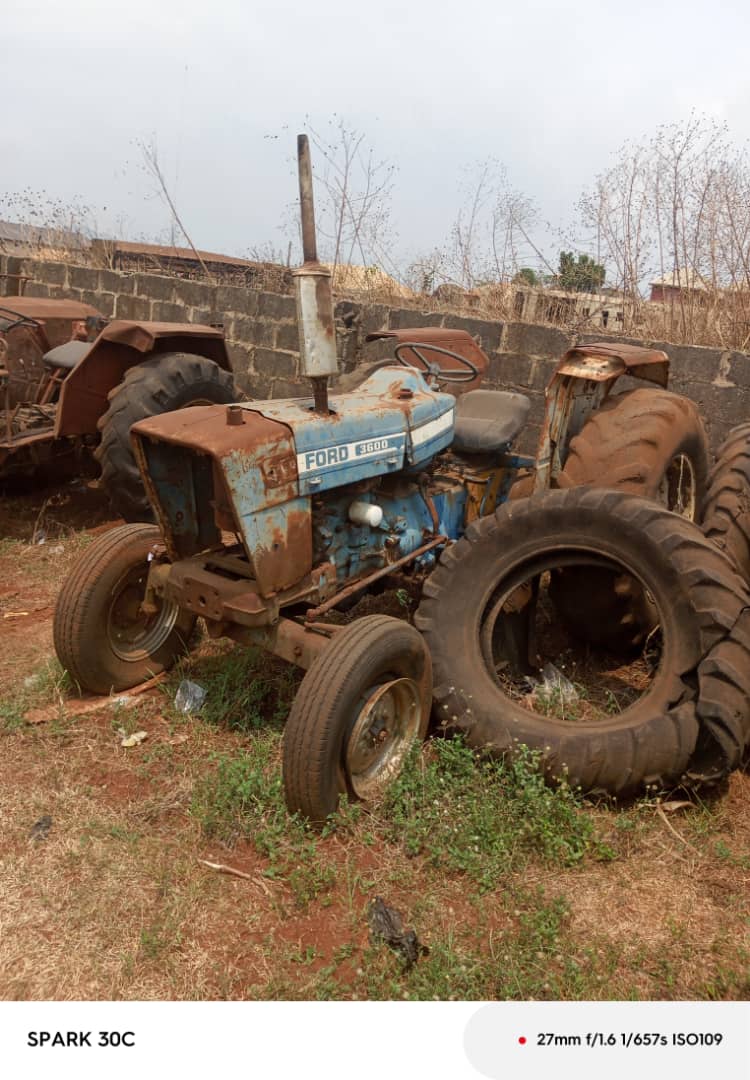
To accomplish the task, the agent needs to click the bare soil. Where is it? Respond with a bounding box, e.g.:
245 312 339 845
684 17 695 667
0 481 748 1001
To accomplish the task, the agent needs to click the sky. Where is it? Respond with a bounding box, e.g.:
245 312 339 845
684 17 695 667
3 0 750 275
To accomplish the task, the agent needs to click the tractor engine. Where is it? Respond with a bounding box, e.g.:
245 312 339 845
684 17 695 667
130 365 472 618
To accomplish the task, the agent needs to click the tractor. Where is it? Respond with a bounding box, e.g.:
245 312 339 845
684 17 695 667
54 137 750 820
0 294 237 520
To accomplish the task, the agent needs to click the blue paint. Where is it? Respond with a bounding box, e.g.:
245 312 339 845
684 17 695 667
239 366 455 496
136 363 532 596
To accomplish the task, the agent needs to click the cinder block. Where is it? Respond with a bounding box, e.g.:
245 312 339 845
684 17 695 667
255 348 298 378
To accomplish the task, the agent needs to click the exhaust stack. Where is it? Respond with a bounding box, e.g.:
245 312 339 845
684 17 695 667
293 134 337 413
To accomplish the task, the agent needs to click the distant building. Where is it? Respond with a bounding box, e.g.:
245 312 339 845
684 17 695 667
511 284 627 330
0 219 88 258
91 239 293 291
649 270 708 303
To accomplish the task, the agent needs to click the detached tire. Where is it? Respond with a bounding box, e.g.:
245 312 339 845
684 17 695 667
53 523 196 694
96 352 237 522
415 488 750 795
283 615 432 823
701 423 750 582
553 387 710 651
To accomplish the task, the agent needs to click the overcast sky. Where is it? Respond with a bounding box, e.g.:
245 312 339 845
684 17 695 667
3 0 750 272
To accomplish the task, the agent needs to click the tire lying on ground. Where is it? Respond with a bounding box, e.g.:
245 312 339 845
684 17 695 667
551 387 710 652
415 488 750 796
95 352 237 523
701 422 750 582
53 523 196 695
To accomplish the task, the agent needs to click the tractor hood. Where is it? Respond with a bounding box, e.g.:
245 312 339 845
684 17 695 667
131 366 455 591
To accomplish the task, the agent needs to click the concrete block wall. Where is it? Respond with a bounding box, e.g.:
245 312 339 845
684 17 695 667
2 255 748 452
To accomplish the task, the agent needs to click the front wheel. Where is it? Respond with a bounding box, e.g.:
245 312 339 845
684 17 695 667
282 615 432 823
53 523 196 694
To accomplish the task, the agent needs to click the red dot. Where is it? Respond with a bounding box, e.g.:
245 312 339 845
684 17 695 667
518 1037 527 1045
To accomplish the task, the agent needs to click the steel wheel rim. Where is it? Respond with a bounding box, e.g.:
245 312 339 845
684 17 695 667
658 453 696 519
107 565 180 662
345 677 422 800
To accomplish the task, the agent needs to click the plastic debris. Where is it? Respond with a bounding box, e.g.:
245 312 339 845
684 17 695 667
174 679 207 715
527 662 579 703
111 695 137 709
368 897 429 969
50 544 65 555
120 730 148 748
29 815 52 842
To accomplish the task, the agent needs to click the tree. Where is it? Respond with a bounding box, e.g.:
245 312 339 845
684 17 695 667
579 114 750 347
304 117 399 283
513 267 539 286
556 251 605 292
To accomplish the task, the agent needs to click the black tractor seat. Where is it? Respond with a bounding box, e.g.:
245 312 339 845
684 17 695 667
42 340 90 371
452 389 531 454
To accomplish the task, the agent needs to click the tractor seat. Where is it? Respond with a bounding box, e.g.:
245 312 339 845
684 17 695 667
452 389 531 454
42 340 90 371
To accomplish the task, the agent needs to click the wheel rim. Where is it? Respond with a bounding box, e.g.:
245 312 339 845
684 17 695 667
658 453 696 519
345 677 422 800
107 565 180 662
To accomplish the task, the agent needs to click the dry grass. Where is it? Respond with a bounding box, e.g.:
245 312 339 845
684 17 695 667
0 483 748 1002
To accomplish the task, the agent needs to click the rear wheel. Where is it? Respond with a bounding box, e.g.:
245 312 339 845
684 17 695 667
95 352 237 522
552 388 709 651
282 615 432 822
53 523 195 694
415 488 750 795
701 423 750 582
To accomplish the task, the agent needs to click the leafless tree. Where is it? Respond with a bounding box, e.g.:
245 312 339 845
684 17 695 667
303 117 400 287
137 136 215 283
580 114 750 347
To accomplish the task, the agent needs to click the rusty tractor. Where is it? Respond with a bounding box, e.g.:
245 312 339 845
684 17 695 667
54 137 750 820
0 295 237 520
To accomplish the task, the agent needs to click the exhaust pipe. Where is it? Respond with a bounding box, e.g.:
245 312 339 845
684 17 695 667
293 134 338 414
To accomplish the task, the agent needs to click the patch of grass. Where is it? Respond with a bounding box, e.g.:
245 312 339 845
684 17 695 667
0 656 72 730
168 645 299 733
280 886 622 1001
379 739 606 890
190 737 335 908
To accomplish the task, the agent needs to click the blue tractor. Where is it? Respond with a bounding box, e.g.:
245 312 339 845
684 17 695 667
53 138 750 819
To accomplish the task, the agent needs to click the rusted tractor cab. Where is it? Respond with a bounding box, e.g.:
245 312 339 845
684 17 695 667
54 136 750 821
0 297 237 519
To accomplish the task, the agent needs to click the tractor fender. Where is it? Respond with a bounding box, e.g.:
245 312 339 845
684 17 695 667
550 341 670 389
55 321 231 436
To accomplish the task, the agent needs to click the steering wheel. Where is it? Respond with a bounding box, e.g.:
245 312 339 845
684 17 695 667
393 341 479 384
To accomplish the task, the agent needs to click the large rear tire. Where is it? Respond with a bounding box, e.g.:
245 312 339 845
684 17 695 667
552 387 710 651
283 615 432 823
95 352 237 522
53 523 195 694
701 423 750 582
415 488 750 795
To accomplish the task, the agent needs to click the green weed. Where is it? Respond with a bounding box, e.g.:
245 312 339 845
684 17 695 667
169 646 298 733
190 737 335 908
0 657 72 731
380 739 603 890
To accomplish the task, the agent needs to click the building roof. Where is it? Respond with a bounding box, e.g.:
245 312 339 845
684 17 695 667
650 269 708 291
102 239 271 270
0 219 88 251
